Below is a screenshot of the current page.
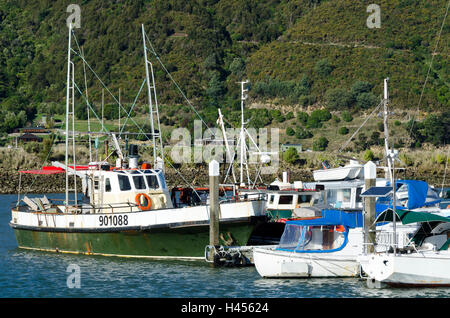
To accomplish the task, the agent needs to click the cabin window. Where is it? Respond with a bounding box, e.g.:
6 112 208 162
355 187 362 203
158 173 167 189
268 195 274 204
118 174 131 191
298 195 311 203
146 175 159 189
343 189 351 202
105 178 111 192
279 195 293 204
94 180 99 190
133 175 146 190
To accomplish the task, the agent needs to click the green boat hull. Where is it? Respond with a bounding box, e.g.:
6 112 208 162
12 220 260 260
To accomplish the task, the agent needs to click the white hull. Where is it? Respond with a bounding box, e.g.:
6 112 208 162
359 250 450 287
253 247 360 278
313 166 363 182
11 200 265 232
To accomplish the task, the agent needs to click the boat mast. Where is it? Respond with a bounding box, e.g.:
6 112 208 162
218 109 237 184
65 24 77 210
383 78 393 182
239 80 250 186
81 46 93 163
142 24 164 169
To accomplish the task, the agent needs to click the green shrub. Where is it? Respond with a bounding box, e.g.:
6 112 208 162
295 128 313 139
399 153 414 166
310 109 331 122
435 153 448 165
363 149 374 161
325 88 353 109
338 126 349 135
283 147 299 164
356 92 379 109
286 127 295 136
351 81 373 97
306 116 322 128
285 112 294 120
313 137 329 151
297 111 309 124
315 58 333 76
341 111 353 122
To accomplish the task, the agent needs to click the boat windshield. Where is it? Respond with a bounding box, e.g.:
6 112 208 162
277 223 347 253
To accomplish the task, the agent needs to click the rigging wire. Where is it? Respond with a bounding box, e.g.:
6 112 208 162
338 100 382 153
408 0 449 138
143 32 218 139
70 30 205 200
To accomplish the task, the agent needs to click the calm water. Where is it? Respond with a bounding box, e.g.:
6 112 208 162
1 193 450 299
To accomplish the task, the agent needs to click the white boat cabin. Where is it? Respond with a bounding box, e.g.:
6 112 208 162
84 167 173 212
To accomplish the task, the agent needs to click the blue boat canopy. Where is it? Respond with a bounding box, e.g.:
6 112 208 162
286 209 363 228
376 180 441 211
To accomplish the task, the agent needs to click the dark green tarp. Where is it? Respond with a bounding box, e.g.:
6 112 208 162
375 209 450 225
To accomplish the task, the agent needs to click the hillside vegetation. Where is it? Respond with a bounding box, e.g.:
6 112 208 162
0 0 448 151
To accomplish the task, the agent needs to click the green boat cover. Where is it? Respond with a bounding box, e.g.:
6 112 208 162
375 209 450 225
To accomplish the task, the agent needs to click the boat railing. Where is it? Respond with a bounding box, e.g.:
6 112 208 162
219 192 266 204
13 192 266 214
363 229 412 252
13 199 141 214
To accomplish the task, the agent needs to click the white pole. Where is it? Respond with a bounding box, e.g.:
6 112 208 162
239 80 248 186
364 161 377 254
65 24 72 210
118 88 121 137
81 46 92 163
218 109 236 184
383 78 393 182
142 24 157 166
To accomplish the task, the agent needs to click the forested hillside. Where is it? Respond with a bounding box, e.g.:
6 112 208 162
0 0 448 140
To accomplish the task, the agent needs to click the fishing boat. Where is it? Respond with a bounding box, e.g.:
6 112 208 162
358 209 450 288
9 25 266 261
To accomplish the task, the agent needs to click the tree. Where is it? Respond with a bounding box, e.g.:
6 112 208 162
341 111 353 122
315 58 333 76
351 81 373 97
338 126 349 135
283 147 299 164
286 127 295 136
363 149 374 161
297 111 309 124
313 137 329 151
325 88 353 109
295 128 313 139
229 58 245 77
356 92 378 109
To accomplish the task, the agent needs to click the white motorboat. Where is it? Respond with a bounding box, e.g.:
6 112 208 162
313 160 364 182
253 209 415 278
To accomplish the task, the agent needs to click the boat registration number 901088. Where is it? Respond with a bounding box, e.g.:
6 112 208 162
98 215 129 226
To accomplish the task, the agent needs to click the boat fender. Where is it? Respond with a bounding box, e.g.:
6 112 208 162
321 161 331 170
135 193 152 211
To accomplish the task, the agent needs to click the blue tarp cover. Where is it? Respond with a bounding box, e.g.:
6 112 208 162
376 179 440 211
286 209 363 228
